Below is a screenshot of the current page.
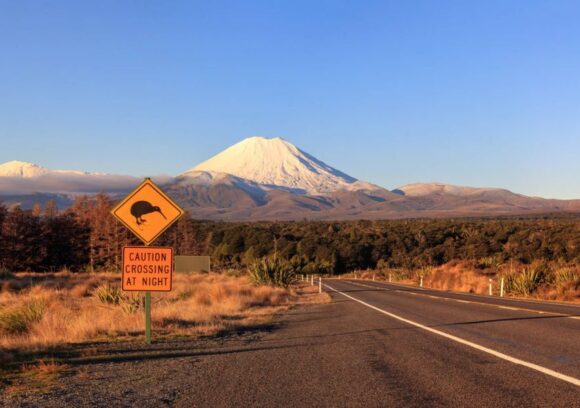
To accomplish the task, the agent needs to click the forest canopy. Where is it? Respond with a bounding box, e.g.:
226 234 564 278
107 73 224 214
0 195 578 273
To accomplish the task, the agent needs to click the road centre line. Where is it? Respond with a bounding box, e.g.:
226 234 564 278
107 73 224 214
324 282 580 387
340 280 579 320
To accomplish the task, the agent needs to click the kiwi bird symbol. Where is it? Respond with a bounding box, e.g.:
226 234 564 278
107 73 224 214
130 201 167 226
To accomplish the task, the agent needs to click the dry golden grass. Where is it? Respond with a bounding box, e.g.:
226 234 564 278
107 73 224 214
349 261 579 303
0 271 303 352
424 262 490 294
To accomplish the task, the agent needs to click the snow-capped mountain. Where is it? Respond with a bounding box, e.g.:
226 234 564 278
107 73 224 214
1 137 579 219
187 136 379 194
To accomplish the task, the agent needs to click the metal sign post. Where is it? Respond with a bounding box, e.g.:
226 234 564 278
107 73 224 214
145 291 151 344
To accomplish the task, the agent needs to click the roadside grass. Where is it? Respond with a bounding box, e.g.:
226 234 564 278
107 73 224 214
0 271 329 396
0 272 295 350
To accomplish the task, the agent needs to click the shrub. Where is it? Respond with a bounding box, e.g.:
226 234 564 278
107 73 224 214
477 256 503 269
506 266 544 296
303 260 334 275
248 258 296 288
93 283 123 305
0 299 47 335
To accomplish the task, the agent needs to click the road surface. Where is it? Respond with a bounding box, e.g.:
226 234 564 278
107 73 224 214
5 279 579 407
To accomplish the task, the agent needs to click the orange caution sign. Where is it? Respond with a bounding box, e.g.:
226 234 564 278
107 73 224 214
111 178 184 245
122 246 173 291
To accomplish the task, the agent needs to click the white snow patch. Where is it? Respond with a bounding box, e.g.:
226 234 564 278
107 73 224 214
187 136 379 194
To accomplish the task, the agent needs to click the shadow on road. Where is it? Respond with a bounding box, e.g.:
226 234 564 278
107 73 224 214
65 342 319 366
439 314 579 327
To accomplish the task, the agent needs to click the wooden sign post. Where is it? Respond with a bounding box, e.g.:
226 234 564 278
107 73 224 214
111 178 184 344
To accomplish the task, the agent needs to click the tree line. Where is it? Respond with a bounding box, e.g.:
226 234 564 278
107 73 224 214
0 195 578 273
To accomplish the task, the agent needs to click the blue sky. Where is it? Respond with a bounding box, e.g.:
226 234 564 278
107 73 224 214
1 1 579 198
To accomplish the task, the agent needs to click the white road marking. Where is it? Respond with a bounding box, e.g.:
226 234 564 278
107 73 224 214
324 282 580 387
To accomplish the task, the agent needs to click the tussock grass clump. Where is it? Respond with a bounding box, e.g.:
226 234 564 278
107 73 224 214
93 283 123 305
248 258 296 288
505 265 544 296
553 267 579 288
120 294 143 315
0 299 47 335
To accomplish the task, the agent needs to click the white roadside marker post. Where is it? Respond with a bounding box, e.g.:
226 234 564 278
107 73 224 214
420 276 423 288
489 279 493 296
373 273 375 281
319 277 322 294
500 277 505 297
311 275 314 286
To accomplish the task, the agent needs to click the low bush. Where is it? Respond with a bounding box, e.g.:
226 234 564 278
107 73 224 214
248 258 296 288
506 266 544 296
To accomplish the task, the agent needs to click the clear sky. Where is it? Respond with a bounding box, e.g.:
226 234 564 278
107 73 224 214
1 1 579 199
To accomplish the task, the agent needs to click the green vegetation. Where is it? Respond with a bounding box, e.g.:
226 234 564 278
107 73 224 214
179 217 579 275
0 196 578 279
248 257 296 288
505 265 545 296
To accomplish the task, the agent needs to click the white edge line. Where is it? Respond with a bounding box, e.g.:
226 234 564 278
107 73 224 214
324 283 580 387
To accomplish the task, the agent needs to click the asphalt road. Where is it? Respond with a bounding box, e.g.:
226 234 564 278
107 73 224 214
5 279 579 407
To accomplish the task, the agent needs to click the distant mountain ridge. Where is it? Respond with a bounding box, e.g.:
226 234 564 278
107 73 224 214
1 137 579 220
0 160 90 178
392 182 510 197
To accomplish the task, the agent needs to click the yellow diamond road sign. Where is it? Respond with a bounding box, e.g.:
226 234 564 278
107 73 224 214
111 178 184 245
